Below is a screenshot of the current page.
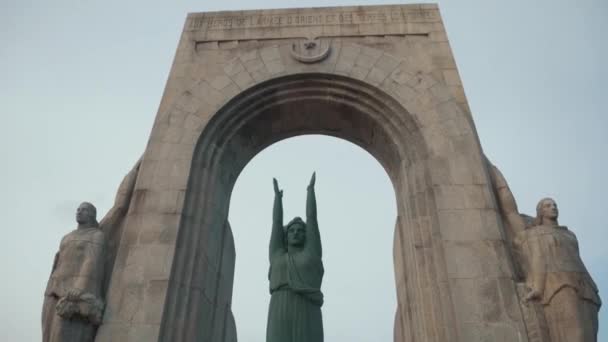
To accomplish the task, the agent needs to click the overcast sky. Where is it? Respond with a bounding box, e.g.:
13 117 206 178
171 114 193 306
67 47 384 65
1 0 606 341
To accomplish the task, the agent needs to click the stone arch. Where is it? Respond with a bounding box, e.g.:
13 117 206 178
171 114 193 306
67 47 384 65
158 59 472 340
98 30 526 341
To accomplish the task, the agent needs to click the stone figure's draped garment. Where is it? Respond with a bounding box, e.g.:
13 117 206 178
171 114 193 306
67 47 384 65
267 186 324 342
42 227 105 342
516 225 601 342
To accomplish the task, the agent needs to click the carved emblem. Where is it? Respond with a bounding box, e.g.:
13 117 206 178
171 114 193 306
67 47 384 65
290 38 331 64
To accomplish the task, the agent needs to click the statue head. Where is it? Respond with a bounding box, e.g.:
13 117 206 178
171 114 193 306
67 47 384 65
76 202 99 228
285 217 306 247
534 197 559 226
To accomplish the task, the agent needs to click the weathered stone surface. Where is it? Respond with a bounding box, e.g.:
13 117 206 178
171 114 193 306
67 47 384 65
79 4 555 342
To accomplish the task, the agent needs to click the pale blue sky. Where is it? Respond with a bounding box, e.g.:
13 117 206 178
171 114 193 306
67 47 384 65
1 0 606 341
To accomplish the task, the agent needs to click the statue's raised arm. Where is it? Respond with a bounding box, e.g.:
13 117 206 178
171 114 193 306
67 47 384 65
306 172 322 257
269 178 285 260
99 158 141 231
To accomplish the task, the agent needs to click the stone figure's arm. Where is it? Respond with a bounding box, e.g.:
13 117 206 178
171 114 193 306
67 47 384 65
270 178 285 259
306 172 322 258
487 161 526 234
99 158 141 230
524 235 546 301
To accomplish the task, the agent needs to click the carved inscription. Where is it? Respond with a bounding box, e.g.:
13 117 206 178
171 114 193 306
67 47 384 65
187 9 437 31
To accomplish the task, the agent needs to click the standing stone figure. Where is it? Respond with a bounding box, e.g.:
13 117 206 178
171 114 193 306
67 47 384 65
515 198 601 342
42 202 106 342
267 173 324 342
42 160 140 342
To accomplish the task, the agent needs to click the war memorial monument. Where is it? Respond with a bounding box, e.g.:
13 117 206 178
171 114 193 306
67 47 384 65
41 4 600 342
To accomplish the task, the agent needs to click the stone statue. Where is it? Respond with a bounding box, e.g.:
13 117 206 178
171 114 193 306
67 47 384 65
42 202 106 342
515 198 601 342
267 173 324 342
42 161 140 342
488 162 601 342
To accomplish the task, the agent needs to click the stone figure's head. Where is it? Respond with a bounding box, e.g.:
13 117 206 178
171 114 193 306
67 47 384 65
285 217 306 247
534 197 559 226
76 202 99 227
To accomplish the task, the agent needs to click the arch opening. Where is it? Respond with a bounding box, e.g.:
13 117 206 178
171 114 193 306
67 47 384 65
228 135 397 340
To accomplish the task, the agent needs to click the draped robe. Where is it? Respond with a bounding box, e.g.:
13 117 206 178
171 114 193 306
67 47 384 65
516 225 600 342
42 227 105 342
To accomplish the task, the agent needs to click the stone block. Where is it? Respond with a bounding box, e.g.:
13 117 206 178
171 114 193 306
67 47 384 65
265 60 285 75
450 278 481 322
444 240 512 278
135 189 182 215
463 185 494 209
183 113 205 132
448 153 486 185
355 52 379 69
260 46 281 63
220 82 241 100
143 244 175 280
438 209 483 242
443 241 483 278
390 66 414 85
238 49 258 62
192 81 225 107
433 185 465 210
232 70 254 89
180 129 201 145
350 65 370 80
243 58 265 73
460 323 522 342
144 280 169 324
450 85 467 104
478 277 503 322
364 67 387 85
222 59 245 76
394 84 418 103
429 83 453 102
335 59 355 74
375 53 401 73
151 160 191 191
95 323 129 342
442 69 460 86
138 213 180 244
127 324 160 342
251 68 270 82
408 73 438 91
340 44 361 61
209 75 233 90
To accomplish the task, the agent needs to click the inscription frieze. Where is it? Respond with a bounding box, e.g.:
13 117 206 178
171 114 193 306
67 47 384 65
187 9 438 31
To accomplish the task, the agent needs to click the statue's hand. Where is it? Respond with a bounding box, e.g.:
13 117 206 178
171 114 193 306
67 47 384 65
308 172 316 190
273 178 283 197
66 289 82 302
524 288 541 303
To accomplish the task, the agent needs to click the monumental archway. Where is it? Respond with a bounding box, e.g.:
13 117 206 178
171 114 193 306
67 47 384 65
95 5 528 342
160 72 451 341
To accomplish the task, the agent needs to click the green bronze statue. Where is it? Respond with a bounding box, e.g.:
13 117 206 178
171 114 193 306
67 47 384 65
266 173 324 342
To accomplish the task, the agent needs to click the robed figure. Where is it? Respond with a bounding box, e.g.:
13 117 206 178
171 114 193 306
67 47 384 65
42 202 106 342
42 161 139 342
267 173 324 342
515 198 601 342
489 162 600 342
